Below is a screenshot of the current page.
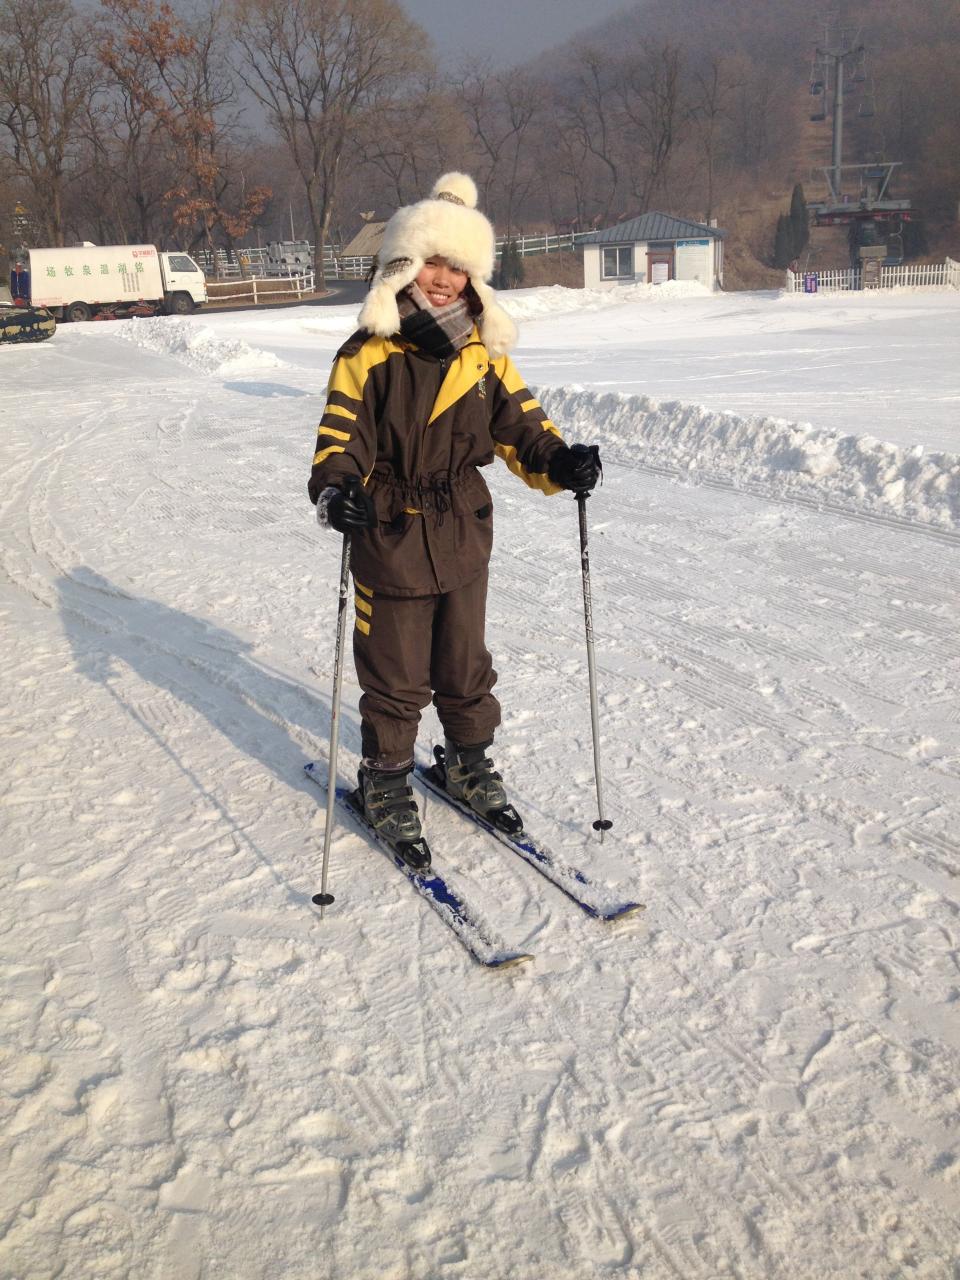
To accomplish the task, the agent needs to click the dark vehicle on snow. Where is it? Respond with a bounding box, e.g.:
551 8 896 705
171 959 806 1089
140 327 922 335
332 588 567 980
0 301 56 345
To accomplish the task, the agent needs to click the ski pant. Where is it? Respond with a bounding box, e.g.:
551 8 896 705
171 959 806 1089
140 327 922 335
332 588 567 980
352 568 500 766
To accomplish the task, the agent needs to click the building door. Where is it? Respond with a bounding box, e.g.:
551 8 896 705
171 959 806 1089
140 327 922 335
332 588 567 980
647 250 675 284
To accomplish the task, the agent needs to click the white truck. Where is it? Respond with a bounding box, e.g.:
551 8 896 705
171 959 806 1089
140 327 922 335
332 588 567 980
28 244 207 322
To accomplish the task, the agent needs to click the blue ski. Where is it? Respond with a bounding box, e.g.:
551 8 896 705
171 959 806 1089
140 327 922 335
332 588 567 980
304 762 533 969
414 762 644 923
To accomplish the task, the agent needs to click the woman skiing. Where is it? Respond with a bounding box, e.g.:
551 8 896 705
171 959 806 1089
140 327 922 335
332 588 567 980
308 172 601 867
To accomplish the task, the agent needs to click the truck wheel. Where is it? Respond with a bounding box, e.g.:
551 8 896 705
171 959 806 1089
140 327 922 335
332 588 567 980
167 292 194 315
67 301 92 323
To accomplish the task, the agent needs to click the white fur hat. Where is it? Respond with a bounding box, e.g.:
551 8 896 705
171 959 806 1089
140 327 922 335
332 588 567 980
358 172 517 357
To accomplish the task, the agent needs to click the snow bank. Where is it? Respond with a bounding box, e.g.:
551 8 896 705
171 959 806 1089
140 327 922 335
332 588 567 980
502 278 711 320
112 316 287 375
540 385 960 529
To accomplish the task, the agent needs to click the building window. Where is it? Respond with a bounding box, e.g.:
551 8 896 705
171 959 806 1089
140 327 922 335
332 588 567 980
601 246 633 279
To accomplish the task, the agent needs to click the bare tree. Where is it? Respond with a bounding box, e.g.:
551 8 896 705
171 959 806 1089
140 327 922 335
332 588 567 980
100 0 270 257
495 69 543 235
686 56 740 223
357 72 465 210
555 45 621 224
725 53 782 175
535 94 593 231
871 41 960 220
94 5 175 243
452 63 542 235
616 41 684 212
0 0 103 244
231 0 425 285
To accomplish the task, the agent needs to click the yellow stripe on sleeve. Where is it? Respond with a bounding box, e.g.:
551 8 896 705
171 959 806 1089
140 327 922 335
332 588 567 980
313 444 346 465
354 581 373 598
494 443 563 494
325 403 357 421
354 594 372 616
355 617 370 636
318 426 351 442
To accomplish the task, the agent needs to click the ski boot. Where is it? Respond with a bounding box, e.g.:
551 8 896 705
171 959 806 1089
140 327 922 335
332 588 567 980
437 739 524 837
356 763 431 871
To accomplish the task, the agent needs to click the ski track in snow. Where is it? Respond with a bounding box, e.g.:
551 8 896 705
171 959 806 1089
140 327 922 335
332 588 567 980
2 290 960 1279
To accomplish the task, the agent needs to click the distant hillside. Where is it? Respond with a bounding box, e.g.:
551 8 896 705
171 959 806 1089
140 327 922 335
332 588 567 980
330 0 959 286
505 0 960 280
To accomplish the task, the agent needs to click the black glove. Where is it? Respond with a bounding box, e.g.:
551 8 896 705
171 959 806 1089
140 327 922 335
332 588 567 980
324 481 376 532
547 443 602 492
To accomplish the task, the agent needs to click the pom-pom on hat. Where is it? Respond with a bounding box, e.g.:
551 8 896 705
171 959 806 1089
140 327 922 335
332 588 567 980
358 171 517 357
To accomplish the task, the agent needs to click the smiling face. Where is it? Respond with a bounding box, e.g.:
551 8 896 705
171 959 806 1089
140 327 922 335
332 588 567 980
414 256 468 307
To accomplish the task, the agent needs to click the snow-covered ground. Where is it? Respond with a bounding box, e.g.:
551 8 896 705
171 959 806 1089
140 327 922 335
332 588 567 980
2 285 959 1279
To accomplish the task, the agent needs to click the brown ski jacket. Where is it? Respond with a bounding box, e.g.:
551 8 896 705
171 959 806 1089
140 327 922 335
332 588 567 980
309 328 566 597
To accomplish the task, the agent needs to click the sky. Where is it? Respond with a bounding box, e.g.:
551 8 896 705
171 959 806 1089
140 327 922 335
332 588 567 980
401 0 634 65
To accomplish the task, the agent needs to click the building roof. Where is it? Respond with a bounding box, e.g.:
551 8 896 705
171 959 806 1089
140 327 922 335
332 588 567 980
342 221 385 257
578 213 725 244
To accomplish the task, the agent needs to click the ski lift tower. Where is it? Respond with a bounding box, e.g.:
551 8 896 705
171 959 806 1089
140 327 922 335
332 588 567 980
806 20 912 243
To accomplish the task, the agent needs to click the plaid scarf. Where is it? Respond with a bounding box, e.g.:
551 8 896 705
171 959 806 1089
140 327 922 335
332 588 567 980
396 282 474 358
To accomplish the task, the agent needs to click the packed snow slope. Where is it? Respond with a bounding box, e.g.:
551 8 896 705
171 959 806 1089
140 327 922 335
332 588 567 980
2 286 959 1280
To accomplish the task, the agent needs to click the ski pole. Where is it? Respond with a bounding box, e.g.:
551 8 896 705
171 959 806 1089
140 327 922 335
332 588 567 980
574 447 613 842
312 480 360 915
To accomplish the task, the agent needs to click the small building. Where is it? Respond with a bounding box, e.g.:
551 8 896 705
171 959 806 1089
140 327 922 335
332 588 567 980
340 220 385 267
579 213 725 291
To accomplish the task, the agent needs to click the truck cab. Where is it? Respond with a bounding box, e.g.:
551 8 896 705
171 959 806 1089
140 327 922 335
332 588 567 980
159 253 207 314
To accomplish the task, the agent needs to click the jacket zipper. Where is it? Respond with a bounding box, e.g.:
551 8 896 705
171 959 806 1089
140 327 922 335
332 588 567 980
414 352 450 497
412 339 485 506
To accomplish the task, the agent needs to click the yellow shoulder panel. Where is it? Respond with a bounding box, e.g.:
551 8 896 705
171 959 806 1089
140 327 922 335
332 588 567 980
490 353 525 395
327 336 406 404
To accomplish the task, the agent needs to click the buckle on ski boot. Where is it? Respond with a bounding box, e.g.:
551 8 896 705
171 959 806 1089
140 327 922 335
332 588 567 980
435 744 524 837
349 777 432 872
358 765 429 860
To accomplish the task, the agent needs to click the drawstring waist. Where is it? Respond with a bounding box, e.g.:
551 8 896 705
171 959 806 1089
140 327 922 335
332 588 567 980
371 470 469 526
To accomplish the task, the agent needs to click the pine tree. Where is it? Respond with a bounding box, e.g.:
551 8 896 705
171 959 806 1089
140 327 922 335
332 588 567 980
847 221 861 267
902 218 929 260
495 240 509 289
789 184 809 256
509 239 525 287
496 239 525 288
772 214 795 269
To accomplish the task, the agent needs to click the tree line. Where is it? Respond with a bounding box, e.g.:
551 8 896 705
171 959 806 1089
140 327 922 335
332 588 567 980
1 0 956 270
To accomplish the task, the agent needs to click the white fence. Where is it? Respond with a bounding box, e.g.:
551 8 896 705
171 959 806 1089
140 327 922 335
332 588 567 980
195 245 333 279
327 233 589 280
497 231 589 255
786 259 960 293
204 271 316 304
195 231 591 282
